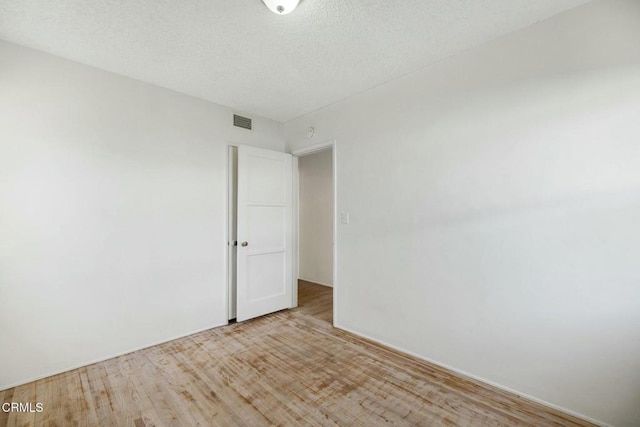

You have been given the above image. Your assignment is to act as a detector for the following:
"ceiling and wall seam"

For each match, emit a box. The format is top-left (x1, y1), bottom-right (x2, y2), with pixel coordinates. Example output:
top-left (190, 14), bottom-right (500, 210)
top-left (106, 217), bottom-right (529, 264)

top-left (0, 0), bottom-right (592, 123)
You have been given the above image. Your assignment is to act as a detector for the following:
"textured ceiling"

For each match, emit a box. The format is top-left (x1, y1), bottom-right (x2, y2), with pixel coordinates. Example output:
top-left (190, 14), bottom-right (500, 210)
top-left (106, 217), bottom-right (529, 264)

top-left (0, 0), bottom-right (591, 122)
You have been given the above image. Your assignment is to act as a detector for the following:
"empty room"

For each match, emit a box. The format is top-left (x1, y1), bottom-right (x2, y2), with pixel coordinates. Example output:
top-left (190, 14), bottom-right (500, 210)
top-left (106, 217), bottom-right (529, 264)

top-left (1, 0), bottom-right (639, 426)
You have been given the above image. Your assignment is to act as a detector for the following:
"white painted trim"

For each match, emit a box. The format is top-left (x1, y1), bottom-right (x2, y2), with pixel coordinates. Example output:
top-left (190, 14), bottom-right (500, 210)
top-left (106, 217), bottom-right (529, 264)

top-left (226, 144), bottom-right (238, 320)
top-left (291, 140), bottom-right (338, 326)
top-left (226, 145), bottom-right (232, 320)
top-left (0, 322), bottom-right (228, 391)
top-left (291, 156), bottom-right (299, 308)
top-left (291, 140), bottom-right (334, 156)
top-left (331, 141), bottom-right (338, 326)
top-left (333, 322), bottom-right (609, 427)
top-left (298, 277), bottom-right (333, 288)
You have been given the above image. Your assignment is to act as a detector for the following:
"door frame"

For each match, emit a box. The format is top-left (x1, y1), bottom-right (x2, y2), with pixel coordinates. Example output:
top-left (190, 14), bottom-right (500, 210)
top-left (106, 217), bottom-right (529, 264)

top-left (291, 140), bottom-right (338, 326)
top-left (226, 144), bottom-right (237, 322)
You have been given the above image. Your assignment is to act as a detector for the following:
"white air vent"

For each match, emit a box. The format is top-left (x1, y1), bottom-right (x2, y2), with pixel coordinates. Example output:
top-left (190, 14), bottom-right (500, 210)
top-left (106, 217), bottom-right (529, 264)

top-left (233, 114), bottom-right (252, 130)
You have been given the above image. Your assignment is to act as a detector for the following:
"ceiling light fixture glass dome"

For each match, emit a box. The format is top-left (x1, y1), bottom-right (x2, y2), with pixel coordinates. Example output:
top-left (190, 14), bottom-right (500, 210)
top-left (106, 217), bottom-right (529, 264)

top-left (262, 0), bottom-right (300, 15)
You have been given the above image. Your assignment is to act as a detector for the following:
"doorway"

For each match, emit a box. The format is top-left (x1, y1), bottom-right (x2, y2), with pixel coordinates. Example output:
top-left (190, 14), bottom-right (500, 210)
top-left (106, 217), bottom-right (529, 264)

top-left (293, 141), bottom-right (337, 325)
top-left (227, 142), bottom-right (337, 325)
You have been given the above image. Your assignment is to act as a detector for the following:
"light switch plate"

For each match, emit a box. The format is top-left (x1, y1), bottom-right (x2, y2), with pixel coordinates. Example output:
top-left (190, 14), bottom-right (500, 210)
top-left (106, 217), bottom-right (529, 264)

top-left (341, 212), bottom-right (350, 224)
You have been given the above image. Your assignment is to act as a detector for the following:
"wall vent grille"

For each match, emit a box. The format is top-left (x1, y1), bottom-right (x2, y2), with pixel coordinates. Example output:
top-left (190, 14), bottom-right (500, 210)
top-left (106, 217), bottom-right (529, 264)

top-left (233, 114), bottom-right (252, 130)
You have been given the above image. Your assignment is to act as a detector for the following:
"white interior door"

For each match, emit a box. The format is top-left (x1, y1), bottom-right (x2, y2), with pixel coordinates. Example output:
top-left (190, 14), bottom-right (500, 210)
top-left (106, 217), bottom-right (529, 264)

top-left (236, 145), bottom-right (293, 322)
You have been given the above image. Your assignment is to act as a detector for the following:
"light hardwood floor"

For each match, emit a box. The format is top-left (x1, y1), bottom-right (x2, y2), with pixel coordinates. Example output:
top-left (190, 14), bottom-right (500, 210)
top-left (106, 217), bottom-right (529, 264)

top-left (1, 281), bottom-right (593, 426)
top-left (297, 279), bottom-right (333, 324)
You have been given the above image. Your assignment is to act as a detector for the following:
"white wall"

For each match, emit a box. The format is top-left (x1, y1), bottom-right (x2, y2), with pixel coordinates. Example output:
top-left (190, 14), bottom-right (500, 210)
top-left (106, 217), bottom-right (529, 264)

top-left (0, 40), bottom-right (284, 389)
top-left (285, 1), bottom-right (640, 425)
top-left (298, 149), bottom-right (333, 286)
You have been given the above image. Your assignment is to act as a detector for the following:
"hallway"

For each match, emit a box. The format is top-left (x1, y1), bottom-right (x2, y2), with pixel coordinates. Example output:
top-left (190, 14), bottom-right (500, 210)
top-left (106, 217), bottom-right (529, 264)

top-left (297, 280), bottom-right (333, 324)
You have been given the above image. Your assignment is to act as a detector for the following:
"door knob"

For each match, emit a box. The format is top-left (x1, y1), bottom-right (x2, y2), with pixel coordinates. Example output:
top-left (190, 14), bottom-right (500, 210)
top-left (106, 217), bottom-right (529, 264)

top-left (241, 241), bottom-right (248, 247)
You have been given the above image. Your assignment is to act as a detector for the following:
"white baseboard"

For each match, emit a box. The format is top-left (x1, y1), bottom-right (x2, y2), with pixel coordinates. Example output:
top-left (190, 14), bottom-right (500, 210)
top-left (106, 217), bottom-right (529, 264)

top-left (298, 276), bottom-right (333, 287)
top-left (0, 321), bottom-right (228, 391)
top-left (333, 322), bottom-right (609, 427)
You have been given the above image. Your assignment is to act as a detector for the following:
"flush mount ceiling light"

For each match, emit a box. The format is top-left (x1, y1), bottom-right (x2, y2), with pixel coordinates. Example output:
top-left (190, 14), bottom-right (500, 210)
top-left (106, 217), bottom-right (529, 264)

top-left (262, 0), bottom-right (300, 15)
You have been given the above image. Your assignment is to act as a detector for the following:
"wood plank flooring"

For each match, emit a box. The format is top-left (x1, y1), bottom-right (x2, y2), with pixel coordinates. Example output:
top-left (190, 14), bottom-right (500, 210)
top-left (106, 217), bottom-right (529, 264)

top-left (1, 281), bottom-right (593, 426)
top-left (297, 280), bottom-right (333, 323)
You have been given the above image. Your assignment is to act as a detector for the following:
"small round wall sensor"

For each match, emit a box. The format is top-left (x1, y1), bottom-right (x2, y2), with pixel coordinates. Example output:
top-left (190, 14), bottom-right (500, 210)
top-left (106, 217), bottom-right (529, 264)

top-left (307, 127), bottom-right (315, 138)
